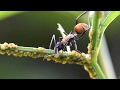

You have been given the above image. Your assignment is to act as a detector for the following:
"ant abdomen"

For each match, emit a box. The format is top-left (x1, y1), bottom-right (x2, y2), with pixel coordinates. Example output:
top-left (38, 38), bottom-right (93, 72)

top-left (74, 23), bottom-right (89, 34)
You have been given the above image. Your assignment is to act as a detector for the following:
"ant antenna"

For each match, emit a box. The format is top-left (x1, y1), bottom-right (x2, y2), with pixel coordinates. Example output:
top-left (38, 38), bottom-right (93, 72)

top-left (76, 11), bottom-right (88, 25)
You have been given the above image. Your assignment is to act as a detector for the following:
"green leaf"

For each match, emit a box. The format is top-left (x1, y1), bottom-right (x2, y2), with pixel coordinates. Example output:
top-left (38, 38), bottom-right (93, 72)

top-left (99, 11), bottom-right (120, 38)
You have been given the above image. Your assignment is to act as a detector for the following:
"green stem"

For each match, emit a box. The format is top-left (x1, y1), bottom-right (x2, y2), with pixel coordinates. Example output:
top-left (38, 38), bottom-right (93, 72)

top-left (0, 42), bottom-right (89, 65)
top-left (88, 11), bottom-right (106, 79)
top-left (91, 62), bottom-right (106, 79)
top-left (89, 12), bottom-right (101, 61)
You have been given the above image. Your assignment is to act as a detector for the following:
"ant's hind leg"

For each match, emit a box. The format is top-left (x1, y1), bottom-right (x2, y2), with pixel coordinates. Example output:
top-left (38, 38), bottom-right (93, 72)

top-left (55, 46), bottom-right (59, 54)
top-left (49, 35), bottom-right (57, 49)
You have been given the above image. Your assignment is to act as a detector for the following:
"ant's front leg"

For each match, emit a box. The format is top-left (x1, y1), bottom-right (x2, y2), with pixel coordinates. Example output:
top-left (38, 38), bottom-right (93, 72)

top-left (73, 40), bottom-right (81, 53)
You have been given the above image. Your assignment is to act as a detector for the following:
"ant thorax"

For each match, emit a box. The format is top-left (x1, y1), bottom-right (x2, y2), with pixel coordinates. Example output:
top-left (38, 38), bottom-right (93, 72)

top-left (61, 33), bottom-right (77, 45)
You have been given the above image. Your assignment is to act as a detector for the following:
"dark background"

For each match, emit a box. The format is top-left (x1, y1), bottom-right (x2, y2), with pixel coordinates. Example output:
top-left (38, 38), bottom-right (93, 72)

top-left (0, 11), bottom-right (119, 79)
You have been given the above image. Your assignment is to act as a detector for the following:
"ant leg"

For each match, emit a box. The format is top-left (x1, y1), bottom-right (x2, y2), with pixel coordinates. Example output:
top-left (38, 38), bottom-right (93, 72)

top-left (76, 27), bottom-right (90, 39)
top-left (76, 11), bottom-right (88, 25)
top-left (49, 35), bottom-right (57, 49)
top-left (55, 45), bottom-right (59, 54)
top-left (73, 40), bottom-right (78, 50)
top-left (53, 37), bottom-right (63, 54)
top-left (73, 40), bottom-right (81, 53)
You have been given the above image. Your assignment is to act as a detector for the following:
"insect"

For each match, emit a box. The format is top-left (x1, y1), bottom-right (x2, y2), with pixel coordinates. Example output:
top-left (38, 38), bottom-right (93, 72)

top-left (49, 11), bottom-right (90, 54)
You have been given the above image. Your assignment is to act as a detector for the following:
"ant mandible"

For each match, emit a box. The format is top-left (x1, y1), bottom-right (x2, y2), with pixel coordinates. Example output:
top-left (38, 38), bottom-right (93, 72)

top-left (49, 11), bottom-right (90, 54)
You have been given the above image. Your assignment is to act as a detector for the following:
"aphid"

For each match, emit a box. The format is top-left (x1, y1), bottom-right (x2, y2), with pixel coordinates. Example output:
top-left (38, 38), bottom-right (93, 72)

top-left (49, 11), bottom-right (90, 54)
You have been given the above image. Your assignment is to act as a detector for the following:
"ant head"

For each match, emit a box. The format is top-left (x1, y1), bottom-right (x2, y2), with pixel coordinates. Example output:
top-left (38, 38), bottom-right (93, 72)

top-left (74, 23), bottom-right (89, 34)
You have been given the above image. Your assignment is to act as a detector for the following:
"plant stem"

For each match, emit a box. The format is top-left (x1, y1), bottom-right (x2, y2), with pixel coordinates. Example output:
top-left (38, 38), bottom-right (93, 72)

top-left (88, 12), bottom-right (101, 62)
top-left (0, 42), bottom-right (89, 65)
top-left (88, 11), bottom-right (106, 79)
top-left (91, 61), bottom-right (106, 79)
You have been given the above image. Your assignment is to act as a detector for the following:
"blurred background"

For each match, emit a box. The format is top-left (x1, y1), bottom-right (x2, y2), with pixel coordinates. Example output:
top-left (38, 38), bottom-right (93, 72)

top-left (0, 11), bottom-right (119, 79)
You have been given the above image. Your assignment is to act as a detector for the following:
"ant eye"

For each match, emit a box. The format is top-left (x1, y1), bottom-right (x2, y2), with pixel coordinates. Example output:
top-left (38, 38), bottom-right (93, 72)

top-left (74, 23), bottom-right (89, 34)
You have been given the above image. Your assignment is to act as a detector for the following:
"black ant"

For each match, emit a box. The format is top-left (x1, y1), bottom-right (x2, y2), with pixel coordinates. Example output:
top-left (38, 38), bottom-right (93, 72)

top-left (49, 11), bottom-right (90, 54)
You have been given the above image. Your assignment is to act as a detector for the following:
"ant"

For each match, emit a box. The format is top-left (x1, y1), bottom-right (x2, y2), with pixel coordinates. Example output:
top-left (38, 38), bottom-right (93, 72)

top-left (49, 11), bottom-right (90, 54)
